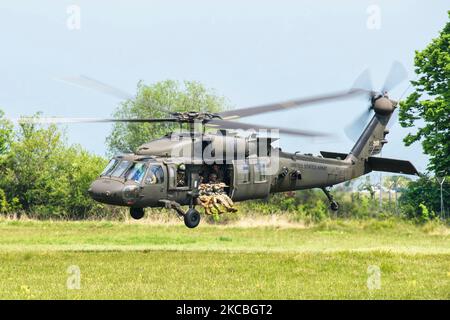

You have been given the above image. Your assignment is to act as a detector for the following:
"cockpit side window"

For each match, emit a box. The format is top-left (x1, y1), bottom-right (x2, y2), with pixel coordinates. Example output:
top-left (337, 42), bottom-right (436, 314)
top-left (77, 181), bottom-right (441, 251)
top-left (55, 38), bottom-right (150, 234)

top-left (126, 161), bottom-right (148, 183)
top-left (101, 159), bottom-right (118, 176)
top-left (145, 165), bottom-right (164, 185)
top-left (110, 160), bottom-right (131, 177)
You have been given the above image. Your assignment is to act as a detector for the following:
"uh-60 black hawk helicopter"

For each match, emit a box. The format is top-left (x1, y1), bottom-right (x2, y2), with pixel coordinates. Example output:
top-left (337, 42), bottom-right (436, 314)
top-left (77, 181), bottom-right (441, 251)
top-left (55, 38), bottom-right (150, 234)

top-left (22, 62), bottom-right (419, 228)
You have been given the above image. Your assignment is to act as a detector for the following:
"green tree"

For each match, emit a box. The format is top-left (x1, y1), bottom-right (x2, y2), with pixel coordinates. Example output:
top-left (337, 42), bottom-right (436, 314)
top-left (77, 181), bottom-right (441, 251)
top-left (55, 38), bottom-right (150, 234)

top-left (383, 175), bottom-right (411, 208)
top-left (107, 80), bottom-right (229, 154)
top-left (0, 117), bottom-right (106, 218)
top-left (399, 12), bottom-right (450, 175)
top-left (399, 175), bottom-right (449, 220)
top-left (0, 110), bottom-right (13, 156)
top-left (358, 176), bottom-right (376, 199)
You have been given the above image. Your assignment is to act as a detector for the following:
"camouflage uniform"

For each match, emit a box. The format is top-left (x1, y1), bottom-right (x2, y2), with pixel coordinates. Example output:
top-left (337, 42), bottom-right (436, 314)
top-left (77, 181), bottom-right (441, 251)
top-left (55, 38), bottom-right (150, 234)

top-left (212, 183), bottom-right (237, 213)
top-left (197, 183), bottom-right (237, 215)
top-left (198, 184), bottom-right (215, 215)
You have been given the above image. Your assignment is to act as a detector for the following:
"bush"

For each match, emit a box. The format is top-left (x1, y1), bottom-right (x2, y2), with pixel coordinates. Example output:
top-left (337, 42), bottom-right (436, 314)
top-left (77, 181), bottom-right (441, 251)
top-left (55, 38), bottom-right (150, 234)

top-left (0, 189), bottom-right (9, 213)
top-left (0, 188), bottom-right (21, 215)
top-left (0, 114), bottom-right (108, 219)
top-left (399, 175), bottom-right (448, 220)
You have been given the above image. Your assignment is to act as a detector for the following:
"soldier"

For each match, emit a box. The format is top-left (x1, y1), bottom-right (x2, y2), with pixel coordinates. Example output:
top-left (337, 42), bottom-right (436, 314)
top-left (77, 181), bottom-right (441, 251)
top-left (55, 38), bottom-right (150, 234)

top-left (197, 173), bottom-right (237, 215)
top-left (211, 164), bottom-right (224, 182)
top-left (176, 164), bottom-right (186, 187)
top-left (197, 183), bottom-right (217, 215)
top-left (212, 183), bottom-right (237, 213)
top-left (208, 172), bottom-right (218, 184)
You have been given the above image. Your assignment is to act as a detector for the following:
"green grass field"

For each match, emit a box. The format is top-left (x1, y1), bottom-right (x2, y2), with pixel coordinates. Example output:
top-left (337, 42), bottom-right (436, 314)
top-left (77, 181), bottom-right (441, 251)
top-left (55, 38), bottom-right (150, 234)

top-left (0, 218), bottom-right (449, 299)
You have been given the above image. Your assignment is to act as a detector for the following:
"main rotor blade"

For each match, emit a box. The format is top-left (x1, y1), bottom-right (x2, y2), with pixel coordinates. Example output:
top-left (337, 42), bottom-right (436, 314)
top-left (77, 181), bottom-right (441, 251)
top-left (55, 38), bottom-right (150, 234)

top-left (218, 89), bottom-right (367, 121)
top-left (381, 61), bottom-right (408, 93)
top-left (15, 117), bottom-right (178, 124)
top-left (386, 83), bottom-right (411, 130)
top-left (352, 68), bottom-right (373, 92)
top-left (344, 108), bottom-right (373, 141)
top-left (56, 75), bottom-right (134, 100)
top-left (351, 68), bottom-right (377, 99)
top-left (205, 119), bottom-right (331, 138)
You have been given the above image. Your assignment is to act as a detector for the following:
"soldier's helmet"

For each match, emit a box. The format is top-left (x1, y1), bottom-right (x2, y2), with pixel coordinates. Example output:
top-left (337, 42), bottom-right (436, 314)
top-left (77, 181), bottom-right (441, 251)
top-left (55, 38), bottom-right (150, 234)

top-left (209, 172), bottom-right (218, 183)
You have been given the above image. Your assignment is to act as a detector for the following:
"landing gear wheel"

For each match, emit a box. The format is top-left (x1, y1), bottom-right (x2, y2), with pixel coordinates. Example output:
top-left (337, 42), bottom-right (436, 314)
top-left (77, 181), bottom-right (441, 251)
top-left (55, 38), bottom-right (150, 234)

top-left (330, 201), bottom-right (339, 212)
top-left (184, 208), bottom-right (201, 228)
top-left (321, 187), bottom-right (339, 212)
top-left (130, 207), bottom-right (145, 220)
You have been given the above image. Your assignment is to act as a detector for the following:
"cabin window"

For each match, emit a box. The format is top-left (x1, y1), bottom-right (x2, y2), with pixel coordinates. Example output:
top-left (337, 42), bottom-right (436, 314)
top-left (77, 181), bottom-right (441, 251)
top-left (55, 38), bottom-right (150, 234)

top-left (145, 165), bottom-right (164, 185)
top-left (110, 160), bottom-right (131, 177)
top-left (168, 166), bottom-right (176, 188)
top-left (236, 162), bottom-right (250, 184)
top-left (101, 159), bottom-right (118, 176)
top-left (126, 162), bottom-right (148, 183)
top-left (254, 161), bottom-right (267, 182)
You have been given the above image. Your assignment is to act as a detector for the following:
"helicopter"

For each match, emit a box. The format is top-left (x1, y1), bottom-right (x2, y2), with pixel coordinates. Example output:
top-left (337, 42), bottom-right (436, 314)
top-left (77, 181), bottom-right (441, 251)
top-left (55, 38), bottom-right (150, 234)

top-left (19, 62), bottom-right (419, 228)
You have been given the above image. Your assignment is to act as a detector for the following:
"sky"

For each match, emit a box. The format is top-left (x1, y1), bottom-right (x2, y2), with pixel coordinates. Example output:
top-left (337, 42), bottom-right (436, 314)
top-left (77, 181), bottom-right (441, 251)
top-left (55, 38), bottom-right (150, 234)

top-left (0, 0), bottom-right (448, 173)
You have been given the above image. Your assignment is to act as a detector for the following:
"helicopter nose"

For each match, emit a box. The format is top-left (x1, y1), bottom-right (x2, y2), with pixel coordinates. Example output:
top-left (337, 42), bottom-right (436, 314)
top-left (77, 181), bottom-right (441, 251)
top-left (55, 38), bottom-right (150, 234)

top-left (88, 178), bottom-right (125, 205)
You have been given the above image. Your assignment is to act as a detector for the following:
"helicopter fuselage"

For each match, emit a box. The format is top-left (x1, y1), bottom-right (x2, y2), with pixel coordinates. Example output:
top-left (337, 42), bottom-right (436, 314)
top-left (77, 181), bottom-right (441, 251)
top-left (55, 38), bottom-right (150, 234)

top-left (87, 131), bottom-right (358, 208)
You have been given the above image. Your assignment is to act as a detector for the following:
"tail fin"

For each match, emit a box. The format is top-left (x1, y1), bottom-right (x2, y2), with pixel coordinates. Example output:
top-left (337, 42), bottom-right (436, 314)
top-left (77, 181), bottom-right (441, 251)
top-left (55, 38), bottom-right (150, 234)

top-left (321, 151), bottom-right (419, 176)
top-left (345, 113), bottom-right (391, 163)
top-left (342, 111), bottom-right (420, 178)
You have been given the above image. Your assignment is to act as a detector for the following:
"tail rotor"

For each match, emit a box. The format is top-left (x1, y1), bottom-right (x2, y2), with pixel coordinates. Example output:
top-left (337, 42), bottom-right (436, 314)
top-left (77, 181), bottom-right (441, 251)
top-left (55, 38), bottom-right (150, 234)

top-left (344, 61), bottom-right (408, 141)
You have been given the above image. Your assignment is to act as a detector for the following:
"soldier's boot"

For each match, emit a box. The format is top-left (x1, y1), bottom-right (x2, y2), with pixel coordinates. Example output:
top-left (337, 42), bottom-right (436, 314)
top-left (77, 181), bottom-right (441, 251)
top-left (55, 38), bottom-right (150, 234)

top-left (217, 195), bottom-right (238, 212)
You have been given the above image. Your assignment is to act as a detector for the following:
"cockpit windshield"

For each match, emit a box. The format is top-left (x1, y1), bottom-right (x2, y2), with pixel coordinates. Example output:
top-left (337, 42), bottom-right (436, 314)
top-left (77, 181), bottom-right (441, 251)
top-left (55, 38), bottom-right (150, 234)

top-left (126, 162), bottom-right (148, 183)
top-left (101, 159), bottom-right (119, 176)
top-left (110, 160), bottom-right (132, 177)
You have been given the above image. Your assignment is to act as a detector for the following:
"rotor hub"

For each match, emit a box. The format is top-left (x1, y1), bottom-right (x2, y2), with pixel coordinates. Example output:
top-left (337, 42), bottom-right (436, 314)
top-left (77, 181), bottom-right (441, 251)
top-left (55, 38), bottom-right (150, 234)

top-left (372, 96), bottom-right (396, 115)
top-left (169, 111), bottom-right (221, 122)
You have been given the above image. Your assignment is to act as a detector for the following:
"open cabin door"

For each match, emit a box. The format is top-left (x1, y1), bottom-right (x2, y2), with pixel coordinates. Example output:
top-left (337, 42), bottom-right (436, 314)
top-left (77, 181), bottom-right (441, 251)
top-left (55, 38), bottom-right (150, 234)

top-left (165, 162), bottom-right (201, 206)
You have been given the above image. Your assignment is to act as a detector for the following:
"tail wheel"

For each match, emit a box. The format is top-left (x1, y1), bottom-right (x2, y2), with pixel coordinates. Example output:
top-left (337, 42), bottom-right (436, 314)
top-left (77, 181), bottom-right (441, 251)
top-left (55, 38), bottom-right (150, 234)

top-left (330, 201), bottom-right (339, 212)
top-left (130, 207), bottom-right (145, 220)
top-left (184, 208), bottom-right (201, 228)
